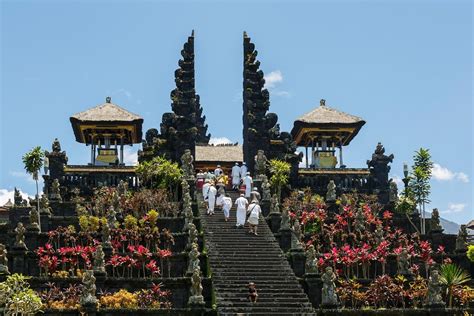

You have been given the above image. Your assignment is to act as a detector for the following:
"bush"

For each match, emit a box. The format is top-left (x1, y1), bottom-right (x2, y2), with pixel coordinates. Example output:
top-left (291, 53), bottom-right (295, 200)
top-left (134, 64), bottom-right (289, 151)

top-left (0, 274), bottom-right (43, 315)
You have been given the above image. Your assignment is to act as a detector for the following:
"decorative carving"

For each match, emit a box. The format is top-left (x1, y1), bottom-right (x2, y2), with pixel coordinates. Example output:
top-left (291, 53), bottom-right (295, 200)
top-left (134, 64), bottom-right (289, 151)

top-left (389, 180), bottom-right (398, 203)
top-left (291, 218), bottom-right (303, 250)
top-left (14, 223), bottom-right (27, 249)
top-left (188, 267), bottom-right (204, 305)
top-left (270, 194), bottom-right (280, 214)
top-left (93, 244), bottom-right (106, 274)
top-left (430, 208), bottom-right (443, 233)
top-left (14, 188), bottom-right (23, 206)
top-left (106, 206), bottom-right (117, 229)
top-left (367, 142), bottom-right (394, 204)
top-left (0, 244), bottom-right (9, 274)
top-left (80, 270), bottom-right (97, 308)
top-left (326, 180), bottom-right (336, 202)
top-left (424, 269), bottom-right (445, 307)
top-left (374, 223), bottom-right (384, 244)
top-left (182, 179), bottom-right (193, 231)
top-left (181, 149), bottom-right (195, 179)
top-left (28, 208), bottom-right (40, 230)
top-left (188, 223), bottom-right (198, 248)
top-left (117, 180), bottom-right (128, 196)
top-left (280, 206), bottom-right (290, 230)
top-left (49, 179), bottom-right (62, 201)
top-left (305, 245), bottom-right (318, 274)
top-left (39, 195), bottom-right (52, 215)
top-left (455, 225), bottom-right (468, 252)
top-left (321, 267), bottom-right (338, 306)
top-left (354, 207), bottom-right (365, 235)
top-left (261, 175), bottom-right (271, 201)
top-left (397, 249), bottom-right (412, 276)
top-left (254, 149), bottom-right (268, 178)
top-left (52, 138), bottom-right (62, 153)
top-left (187, 242), bottom-right (200, 275)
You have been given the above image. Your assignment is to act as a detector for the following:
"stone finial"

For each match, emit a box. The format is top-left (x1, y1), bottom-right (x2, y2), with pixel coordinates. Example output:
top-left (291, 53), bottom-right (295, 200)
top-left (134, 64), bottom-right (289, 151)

top-left (106, 96), bottom-right (111, 103)
top-left (52, 138), bottom-right (61, 153)
top-left (430, 208), bottom-right (443, 232)
top-left (188, 267), bottom-right (204, 305)
top-left (320, 99), bottom-right (326, 106)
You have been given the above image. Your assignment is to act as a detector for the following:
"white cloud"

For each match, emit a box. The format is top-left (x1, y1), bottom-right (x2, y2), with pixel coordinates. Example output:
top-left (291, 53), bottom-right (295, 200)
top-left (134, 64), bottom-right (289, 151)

top-left (10, 171), bottom-right (35, 183)
top-left (441, 203), bottom-right (466, 214)
top-left (0, 189), bottom-right (32, 206)
top-left (123, 147), bottom-right (138, 166)
top-left (391, 175), bottom-right (404, 187)
top-left (209, 137), bottom-right (233, 145)
top-left (432, 163), bottom-right (469, 183)
top-left (264, 70), bottom-right (290, 98)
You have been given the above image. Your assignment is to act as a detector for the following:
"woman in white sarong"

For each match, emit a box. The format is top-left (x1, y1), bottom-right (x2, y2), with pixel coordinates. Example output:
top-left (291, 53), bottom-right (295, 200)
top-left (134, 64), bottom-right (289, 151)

top-left (235, 193), bottom-right (249, 227)
top-left (222, 194), bottom-right (232, 222)
top-left (207, 184), bottom-right (217, 215)
top-left (247, 200), bottom-right (262, 235)
top-left (231, 163), bottom-right (241, 190)
top-left (243, 172), bottom-right (253, 198)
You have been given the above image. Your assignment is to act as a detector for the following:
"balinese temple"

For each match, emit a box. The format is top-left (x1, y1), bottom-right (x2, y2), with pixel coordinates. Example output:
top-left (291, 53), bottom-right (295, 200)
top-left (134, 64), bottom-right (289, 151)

top-left (70, 97), bottom-right (143, 166)
top-left (291, 99), bottom-right (365, 169)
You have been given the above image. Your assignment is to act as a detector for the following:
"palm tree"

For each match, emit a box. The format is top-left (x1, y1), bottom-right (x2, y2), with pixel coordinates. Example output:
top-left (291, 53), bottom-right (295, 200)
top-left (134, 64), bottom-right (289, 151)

top-left (439, 263), bottom-right (471, 307)
top-left (409, 148), bottom-right (432, 234)
top-left (22, 146), bottom-right (44, 231)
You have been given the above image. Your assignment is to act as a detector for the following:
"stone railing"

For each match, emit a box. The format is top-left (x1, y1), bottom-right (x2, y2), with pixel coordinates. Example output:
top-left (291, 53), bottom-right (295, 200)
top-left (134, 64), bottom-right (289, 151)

top-left (296, 168), bottom-right (372, 195)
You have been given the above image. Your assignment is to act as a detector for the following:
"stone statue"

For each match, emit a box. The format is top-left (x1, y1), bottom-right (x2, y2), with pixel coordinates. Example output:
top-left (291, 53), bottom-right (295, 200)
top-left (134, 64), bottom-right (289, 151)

top-left (50, 179), bottom-right (62, 201)
top-left (374, 223), bottom-right (384, 244)
top-left (101, 223), bottom-right (112, 249)
top-left (430, 208), bottom-right (443, 232)
top-left (187, 242), bottom-right (200, 275)
top-left (321, 267), bottom-right (338, 306)
top-left (270, 194), bottom-right (280, 214)
top-left (14, 187), bottom-right (23, 206)
top-left (14, 223), bottom-right (27, 249)
top-left (424, 269), bottom-right (445, 307)
top-left (326, 180), bottom-right (336, 202)
top-left (455, 225), bottom-right (468, 252)
top-left (261, 175), bottom-right (271, 201)
top-left (52, 138), bottom-right (62, 153)
top-left (254, 149), bottom-right (268, 178)
top-left (0, 243), bottom-right (9, 274)
top-left (305, 245), bottom-right (318, 274)
top-left (280, 206), bottom-right (290, 230)
top-left (181, 149), bottom-right (195, 179)
top-left (397, 249), bottom-right (412, 275)
top-left (80, 270), bottom-right (97, 308)
top-left (117, 180), bottom-right (128, 196)
top-left (39, 195), bottom-right (52, 215)
top-left (28, 208), bottom-right (40, 230)
top-left (188, 223), bottom-right (198, 248)
top-left (389, 180), bottom-right (398, 203)
top-left (182, 180), bottom-right (193, 231)
top-left (367, 142), bottom-right (394, 201)
top-left (106, 206), bottom-right (117, 229)
top-left (93, 244), bottom-right (106, 274)
top-left (188, 267), bottom-right (204, 305)
top-left (291, 219), bottom-right (303, 250)
top-left (354, 207), bottom-right (365, 234)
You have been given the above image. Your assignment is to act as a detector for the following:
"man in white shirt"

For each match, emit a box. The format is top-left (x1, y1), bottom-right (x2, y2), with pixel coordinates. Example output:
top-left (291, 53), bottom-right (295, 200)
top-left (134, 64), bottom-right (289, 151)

top-left (222, 194), bottom-right (232, 222)
top-left (243, 172), bottom-right (253, 198)
top-left (231, 162), bottom-right (241, 190)
top-left (207, 183), bottom-right (217, 215)
top-left (240, 162), bottom-right (248, 179)
top-left (235, 193), bottom-right (249, 227)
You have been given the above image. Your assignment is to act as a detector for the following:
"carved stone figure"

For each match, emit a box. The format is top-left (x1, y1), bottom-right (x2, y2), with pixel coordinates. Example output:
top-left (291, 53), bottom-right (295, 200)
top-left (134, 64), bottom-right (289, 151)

top-left (389, 180), bottom-right (398, 203)
top-left (52, 138), bottom-right (62, 153)
top-left (374, 223), bottom-right (384, 244)
top-left (0, 244), bottom-right (9, 274)
top-left (101, 223), bottom-right (112, 249)
top-left (354, 208), bottom-right (365, 234)
top-left (326, 180), bottom-right (336, 202)
top-left (106, 206), bottom-right (117, 229)
top-left (270, 194), bottom-right (280, 214)
top-left (188, 267), bottom-right (204, 305)
top-left (424, 269), bottom-right (445, 307)
top-left (93, 244), bottom-right (106, 274)
top-left (321, 267), bottom-right (338, 306)
top-left (14, 223), bottom-right (27, 249)
top-left (397, 249), bottom-right (412, 275)
top-left (455, 225), bottom-right (468, 252)
top-left (117, 180), bottom-right (128, 195)
top-left (49, 179), bottom-right (62, 201)
top-left (187, 242), bottom-right (200, 275)
top-left (14, 187), bottom-right (23, 206)
top-left (80, 270), bottom-right (97, 308)
top-left (254, 150), bottom-right (268, 178)
top-left (367, 142), bottom-right (394, 203)
top-left (280, 206), bottom-right (290, 230)
top-left (188, 223), bottom-right (198, 248)
top-left (39, 195), bottom-right (52, 215)
top-left (291, 219), bottom-right (303, 250)
top-left (28, 208), bottom-right (40, 230)
top-left (261, 176), bottom-right (271, 201)
top-left (305, 245), bottom-right (318, 274)
top-left (430, 208), bottom-right (443, 233)
top-left (181, 149), bottom-right (195, 179)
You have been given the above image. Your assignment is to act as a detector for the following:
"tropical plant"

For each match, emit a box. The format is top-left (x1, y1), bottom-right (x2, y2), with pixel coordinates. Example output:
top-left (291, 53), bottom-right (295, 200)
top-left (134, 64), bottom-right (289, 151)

top-left (0, 273), bottom-right (43, 315)
top-left (268, 159), bottom-right (291, 200)
top-left (467, 245), bottom-right (474, 263)
top-left (22, 146), bottom-right (44, 231)
top-left (136, 157), bottom-right (183, 199)
top-left (439, 263), bottom-right (472, 307)
top-left (408, 148), bottom-right (432, 234)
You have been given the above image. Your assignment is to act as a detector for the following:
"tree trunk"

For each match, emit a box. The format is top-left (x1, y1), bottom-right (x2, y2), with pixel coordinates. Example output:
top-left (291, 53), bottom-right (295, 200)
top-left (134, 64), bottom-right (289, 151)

top-left (36, 179), bottom-right (41, 232)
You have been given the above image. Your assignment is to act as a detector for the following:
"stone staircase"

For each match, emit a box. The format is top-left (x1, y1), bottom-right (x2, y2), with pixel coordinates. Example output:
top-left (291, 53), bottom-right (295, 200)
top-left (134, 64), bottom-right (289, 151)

top-left (201, 190), bottom-right (316, 316)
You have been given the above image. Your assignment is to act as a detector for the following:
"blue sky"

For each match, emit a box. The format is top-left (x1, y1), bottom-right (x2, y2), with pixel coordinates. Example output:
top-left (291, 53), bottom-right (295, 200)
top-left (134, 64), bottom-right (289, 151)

top-left (1, 0), bottom-right (472, 225)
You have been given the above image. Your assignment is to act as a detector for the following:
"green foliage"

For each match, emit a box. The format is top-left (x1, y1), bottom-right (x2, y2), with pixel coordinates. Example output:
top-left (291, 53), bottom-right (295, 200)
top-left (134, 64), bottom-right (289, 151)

top-left (136, 157), bottom-right (183, 194)
top-left (467, 245), bottom-right (474, 263)
top-left (0, 274), bottom-right (42, 315)
top-left (22, 146), bottom-right (44, 181)
top-left (408, 148), bottom-right (433, 204)
top-left (124, 214), bottom-right (138, 229)
top-left (440, 263), bottom-right (472, 307)
top-left (78, 215), bottom-right (106, 233)
top-left (395, 195), bottom-right (417, 215)
top-left (268, 159), bottom-right (291, 198)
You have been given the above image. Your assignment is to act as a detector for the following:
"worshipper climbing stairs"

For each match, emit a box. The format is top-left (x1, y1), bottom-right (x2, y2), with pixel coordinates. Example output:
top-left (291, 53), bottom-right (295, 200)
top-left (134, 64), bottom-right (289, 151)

top-left (199, 189), bottom-right (316, 316)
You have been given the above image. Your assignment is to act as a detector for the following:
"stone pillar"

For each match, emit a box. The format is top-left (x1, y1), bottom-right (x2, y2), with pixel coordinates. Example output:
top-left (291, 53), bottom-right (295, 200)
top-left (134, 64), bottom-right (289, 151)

top-left (304, 274), bottom-right (322, 308)
top-left (266, 213), bottom-right (281, 233)
top-left (11, 247), bottom-right (27, 274)
top-left (289, 248), bottom-right (306, 277)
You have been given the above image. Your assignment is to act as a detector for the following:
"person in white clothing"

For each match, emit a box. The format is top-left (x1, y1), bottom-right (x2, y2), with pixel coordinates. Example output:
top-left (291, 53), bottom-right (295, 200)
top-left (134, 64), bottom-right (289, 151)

top-left (247, 200), bottom-right (262, 235)
top-left (240, 162), bottom-right (248, 179)
top-left (222, 194), bottom-right (232, 222)
top-left (214, 165), bottom-right (223, 177)
top-left (202, 179), bottom-right (211, 200)
top-left (243, 172), bottom-right (253, 198)
top-left (250, 189), bottom-right (261, 203)
top-left (231, 162), bottom-right (241, 190)
top-left (235, 193), bottom-right (249, 227)
top-left (207, 184), bottom-right (217, 215)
